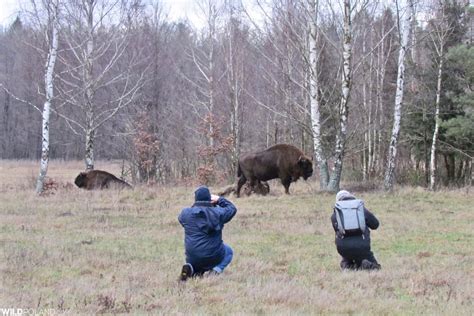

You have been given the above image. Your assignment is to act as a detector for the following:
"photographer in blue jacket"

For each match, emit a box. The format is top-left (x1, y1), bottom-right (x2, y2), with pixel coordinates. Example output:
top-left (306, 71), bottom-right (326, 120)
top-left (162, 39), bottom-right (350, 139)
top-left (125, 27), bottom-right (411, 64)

top-left (178, 186), bottom-right (237, 281)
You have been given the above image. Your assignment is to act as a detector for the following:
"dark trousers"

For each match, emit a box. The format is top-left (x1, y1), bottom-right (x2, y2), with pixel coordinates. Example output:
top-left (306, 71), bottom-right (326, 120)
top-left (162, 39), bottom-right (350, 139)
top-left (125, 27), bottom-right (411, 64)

top-left (337, 244), bottom-right (379, 270)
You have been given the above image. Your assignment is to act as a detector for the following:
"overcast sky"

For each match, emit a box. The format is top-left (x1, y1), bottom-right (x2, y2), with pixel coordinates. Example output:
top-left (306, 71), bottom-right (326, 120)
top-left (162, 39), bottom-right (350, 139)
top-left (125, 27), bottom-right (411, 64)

top-left (0, 0), bottom-right (21, 26)
top-left (0, 0), bottom-right (262, 28)
top-left (0, 0), bottom-right (218, 28)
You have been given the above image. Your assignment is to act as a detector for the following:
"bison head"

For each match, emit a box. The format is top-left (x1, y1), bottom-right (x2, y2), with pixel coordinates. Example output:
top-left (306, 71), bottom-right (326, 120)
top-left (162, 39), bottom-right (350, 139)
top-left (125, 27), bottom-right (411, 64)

top-left (74, 172), bottom-right (87, 188)
top-left (298, 156), bottom-right (313, 180)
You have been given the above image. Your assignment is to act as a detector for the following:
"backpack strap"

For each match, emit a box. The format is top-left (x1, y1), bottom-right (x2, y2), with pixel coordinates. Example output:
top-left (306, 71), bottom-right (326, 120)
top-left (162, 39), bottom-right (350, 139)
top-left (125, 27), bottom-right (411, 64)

top-left (356, 201), bottom-right (366, 234)
top-left (334, 207), bottom-right (345, 238)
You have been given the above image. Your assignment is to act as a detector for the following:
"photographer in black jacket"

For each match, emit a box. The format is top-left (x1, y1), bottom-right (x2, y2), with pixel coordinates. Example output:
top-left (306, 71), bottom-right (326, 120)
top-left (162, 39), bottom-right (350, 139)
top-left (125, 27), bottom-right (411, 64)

top-left (331, 190), bottom-right (381, 270)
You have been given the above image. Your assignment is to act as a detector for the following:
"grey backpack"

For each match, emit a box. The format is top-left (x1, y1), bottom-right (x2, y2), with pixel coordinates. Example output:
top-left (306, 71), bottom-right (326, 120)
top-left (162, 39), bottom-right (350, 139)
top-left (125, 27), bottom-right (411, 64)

top-left (334, 199), bottom-right (366, 237)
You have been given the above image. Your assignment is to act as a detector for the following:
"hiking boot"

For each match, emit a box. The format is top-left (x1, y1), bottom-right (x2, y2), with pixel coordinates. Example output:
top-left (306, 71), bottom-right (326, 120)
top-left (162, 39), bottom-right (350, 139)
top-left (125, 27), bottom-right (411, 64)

top-left (180, 263), bottom-right (194, 281)
top-left (361, 259), bottom-right (381, 270)
top-left (340, 260), bottom-right (356, 270)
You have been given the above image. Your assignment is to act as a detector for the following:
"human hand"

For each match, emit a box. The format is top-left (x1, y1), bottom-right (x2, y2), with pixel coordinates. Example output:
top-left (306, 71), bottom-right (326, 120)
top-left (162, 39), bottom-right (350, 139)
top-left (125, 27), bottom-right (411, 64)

top-left (210, 194), bottom-right (220, 204)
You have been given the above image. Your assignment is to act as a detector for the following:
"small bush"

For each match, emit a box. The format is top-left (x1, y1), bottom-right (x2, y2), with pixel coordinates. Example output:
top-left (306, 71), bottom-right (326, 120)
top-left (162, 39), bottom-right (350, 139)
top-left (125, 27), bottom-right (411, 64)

top-left (397, 168), bottom-right (427, 187)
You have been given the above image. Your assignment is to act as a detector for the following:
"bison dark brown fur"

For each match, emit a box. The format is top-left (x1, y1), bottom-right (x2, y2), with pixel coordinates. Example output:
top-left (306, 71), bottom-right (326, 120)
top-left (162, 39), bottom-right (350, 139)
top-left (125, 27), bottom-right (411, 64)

top-left (236, 144), bottom-right (313, 197)
top-left (74, 170), bottom-right (132, 190)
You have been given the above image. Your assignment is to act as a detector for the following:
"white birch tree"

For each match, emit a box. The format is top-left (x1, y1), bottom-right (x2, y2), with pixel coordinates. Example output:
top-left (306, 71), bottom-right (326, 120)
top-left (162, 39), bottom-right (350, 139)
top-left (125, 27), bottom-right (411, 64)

top-left (308, 0), bottom-right (330, 188)
top-left (224, 2), bottom-right (245, 176)
top-left (428, 3), bottom-right (454, 191)
top-left (55, 0), bottom-right (146, 170)
top-left (327, 0), bottom-right (353, 192)
top-left (35, 0), bottom-right (60, 194)
top-left (429, 41), bottom-right (444, 191)
top-left (2, 0), bottom-right (62, 192)
top-left (383, 0), bottom-right (414, 191)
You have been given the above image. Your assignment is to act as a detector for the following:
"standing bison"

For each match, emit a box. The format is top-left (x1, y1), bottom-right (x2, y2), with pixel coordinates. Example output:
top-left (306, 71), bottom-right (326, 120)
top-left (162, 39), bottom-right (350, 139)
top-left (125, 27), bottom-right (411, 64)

top-left (236, 144), bottom-right (313, 197)
top-left (74, 170), bottom-right (132, 190)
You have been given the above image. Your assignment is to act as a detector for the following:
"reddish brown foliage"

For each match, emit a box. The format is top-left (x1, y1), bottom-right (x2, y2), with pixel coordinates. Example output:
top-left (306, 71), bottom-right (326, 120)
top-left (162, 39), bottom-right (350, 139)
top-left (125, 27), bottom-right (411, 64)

top-left (40, 177), bottom-right (58, 196)
top-left (197, 114), bottom-right (234, 185)
top-left (133, 112), bottom-right (160, 184)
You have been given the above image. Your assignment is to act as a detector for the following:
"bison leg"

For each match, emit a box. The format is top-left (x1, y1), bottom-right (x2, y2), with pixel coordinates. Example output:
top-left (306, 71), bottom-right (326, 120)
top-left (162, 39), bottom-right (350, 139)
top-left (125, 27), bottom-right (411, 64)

top-left (101, 179), bottom-right (110, 189)
top-left (281, 177), bottom-right (291, 194)
top-left (236, 176), bottom-right (247, 197)
top-left (249, 178), bottom-right (257, 187)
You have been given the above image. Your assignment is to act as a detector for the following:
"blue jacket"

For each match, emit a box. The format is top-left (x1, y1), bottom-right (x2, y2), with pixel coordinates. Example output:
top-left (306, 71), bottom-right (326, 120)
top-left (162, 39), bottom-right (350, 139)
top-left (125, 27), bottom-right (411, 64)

top-left (178, 197), bottom-right (237, 270)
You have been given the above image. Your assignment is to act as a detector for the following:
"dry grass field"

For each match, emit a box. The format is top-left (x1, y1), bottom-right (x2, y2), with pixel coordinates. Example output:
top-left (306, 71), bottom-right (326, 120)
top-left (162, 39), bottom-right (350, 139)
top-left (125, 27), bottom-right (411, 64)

top-left (0, 160), bottom-right (473, 314)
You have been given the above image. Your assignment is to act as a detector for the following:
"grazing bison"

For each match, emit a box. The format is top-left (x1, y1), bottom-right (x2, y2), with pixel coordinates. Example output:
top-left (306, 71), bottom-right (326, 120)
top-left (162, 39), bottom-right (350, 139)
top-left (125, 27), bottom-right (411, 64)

top-left (237, 144), bottom-right (313, 197)
top-left (74, 170), bottom-right (132, 190)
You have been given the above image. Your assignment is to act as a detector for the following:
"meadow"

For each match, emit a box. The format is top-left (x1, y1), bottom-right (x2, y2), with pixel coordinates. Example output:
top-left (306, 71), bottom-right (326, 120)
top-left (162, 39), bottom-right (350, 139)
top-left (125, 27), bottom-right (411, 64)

top-left (0, 160), bottom-right (472, 314)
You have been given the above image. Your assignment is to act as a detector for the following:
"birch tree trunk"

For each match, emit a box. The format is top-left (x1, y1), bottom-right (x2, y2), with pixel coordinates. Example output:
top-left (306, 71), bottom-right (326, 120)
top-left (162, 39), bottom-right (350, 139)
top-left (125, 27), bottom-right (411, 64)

top-left (266, 114), bottom-right (270, 148)
top-left (85, 117), bottom-right (95, 170)
top-left (367, 27), bottom-right (375, 179)
top-left (208, 47), bottom-right (215, 148)
top-left (367, 50), bottom-right (374, 179)
top-left (36, 0), bottom-right (59, 194)
top-left (84, 0), bottom-right (95, 170)
top-left (225, 6), bottom-right (242, 177)
top-left (362, 25), bottom-right (368, 182)
top-left (229, 72), bottom-right (240, 174)
top-left (429, 54), bottom-right (443, 191)
top-left (207, 1), bottom-right (216, 148)
top-left (308, 0), bottom-right (329, 188)
top-left (383, 0), bottom-right (413, 191)
top-left (427, 1), bottom-right (457, 190)
top-left (230, 78), bottom-right (240, 172)
top-left (327, 0), bottom-right (352, 192)
top-left (373, 23), bottom-right (392, 176)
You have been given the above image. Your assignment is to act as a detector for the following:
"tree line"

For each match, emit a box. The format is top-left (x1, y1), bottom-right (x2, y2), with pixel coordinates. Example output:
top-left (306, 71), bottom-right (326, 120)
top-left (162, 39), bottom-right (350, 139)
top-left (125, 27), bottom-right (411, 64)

top-left (0, 0), bottom-right (472, 193)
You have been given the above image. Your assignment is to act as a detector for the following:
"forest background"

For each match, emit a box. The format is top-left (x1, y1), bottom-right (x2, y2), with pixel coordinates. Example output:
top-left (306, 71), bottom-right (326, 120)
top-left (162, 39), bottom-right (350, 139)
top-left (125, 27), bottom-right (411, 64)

top-left (0, 0), bottom-right (472, 192)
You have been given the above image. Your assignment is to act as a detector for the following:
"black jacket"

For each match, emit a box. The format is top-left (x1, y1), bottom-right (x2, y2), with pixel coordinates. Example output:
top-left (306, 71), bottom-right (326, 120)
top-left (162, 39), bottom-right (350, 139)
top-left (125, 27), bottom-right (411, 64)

top-left (330, 197), bottom-right (379, 250)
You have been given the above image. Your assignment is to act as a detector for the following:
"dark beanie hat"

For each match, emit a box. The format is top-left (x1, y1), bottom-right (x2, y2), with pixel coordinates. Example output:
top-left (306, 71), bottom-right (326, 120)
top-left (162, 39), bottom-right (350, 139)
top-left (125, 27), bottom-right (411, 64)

top-left (195, 185), bottom-right (211, 202)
